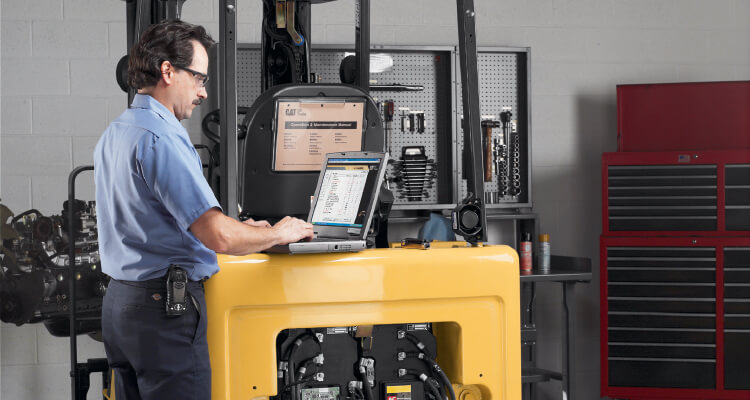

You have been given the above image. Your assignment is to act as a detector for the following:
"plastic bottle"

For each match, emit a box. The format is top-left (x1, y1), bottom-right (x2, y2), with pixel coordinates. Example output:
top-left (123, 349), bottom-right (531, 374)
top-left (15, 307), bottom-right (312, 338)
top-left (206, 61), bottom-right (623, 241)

top-left (519, 233), bottom-right (533, 273)
top-left (538, 234), bottom-right (550, 273)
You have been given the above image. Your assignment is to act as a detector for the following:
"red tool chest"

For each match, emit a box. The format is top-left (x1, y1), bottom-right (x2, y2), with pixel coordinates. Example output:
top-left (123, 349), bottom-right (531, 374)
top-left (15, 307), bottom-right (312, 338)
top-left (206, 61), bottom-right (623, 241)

top-left (617, 81), bottom-right (750, 152)
top-left (603, 80), bottom-right (750, 399)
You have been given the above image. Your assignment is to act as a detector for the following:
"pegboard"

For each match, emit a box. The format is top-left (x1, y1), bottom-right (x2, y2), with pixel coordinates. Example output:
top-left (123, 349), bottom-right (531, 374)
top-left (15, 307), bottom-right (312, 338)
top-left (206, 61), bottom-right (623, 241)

top-left (312, 50), bottom-right (448, 205)
top-left (236, 48), bottom-right (263, 108)
top-left (234, 46), bottom-right (453, 206)
top-left (228, 45), bottom-right (530, 208)
top-left (456, 49), bottom-right (530, 208)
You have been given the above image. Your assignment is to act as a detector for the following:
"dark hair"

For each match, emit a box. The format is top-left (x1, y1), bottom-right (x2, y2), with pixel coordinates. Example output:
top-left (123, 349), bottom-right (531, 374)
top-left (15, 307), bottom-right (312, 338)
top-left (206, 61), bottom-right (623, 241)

top-left (128, 20), bottom-right (215, 90)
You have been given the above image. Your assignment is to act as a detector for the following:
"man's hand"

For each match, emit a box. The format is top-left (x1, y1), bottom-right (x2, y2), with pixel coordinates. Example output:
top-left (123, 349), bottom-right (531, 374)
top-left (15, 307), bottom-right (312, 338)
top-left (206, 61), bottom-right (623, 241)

top-left (272, 216), bottom-right (314, 245)
top-left (242, 218), bottom-right (271, 228)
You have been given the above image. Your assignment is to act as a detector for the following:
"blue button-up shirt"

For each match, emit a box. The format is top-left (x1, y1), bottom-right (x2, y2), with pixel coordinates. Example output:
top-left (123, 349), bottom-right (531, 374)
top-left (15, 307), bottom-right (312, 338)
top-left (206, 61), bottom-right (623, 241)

top-left (94, 94), bottom-right (220, 281)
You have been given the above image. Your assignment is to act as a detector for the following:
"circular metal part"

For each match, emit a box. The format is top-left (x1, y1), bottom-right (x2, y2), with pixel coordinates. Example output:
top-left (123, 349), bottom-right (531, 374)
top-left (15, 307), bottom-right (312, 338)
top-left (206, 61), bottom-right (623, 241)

top-left (115, 55), bottom-right (130, 92)
top-left (461, 209), bottom-right (479, 230)
top-left (33, 217), bottom-right (55, 242)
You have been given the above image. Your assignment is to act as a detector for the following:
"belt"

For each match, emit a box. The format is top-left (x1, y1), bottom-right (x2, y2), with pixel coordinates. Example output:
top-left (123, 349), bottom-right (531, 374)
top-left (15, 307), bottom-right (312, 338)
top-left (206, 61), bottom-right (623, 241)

top-left (115, 273), bottom-right (208, 289)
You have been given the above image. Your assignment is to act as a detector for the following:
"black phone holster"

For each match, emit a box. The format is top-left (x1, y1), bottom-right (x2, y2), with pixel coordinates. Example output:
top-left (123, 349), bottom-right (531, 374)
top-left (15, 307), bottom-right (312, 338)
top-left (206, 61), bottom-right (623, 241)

top-left (166, 265), bottom-right (188, 316)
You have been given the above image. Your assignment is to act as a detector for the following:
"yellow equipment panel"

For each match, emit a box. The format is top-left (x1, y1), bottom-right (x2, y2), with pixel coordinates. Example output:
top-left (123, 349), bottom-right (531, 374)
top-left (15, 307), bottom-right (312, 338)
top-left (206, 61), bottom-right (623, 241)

top-left (206, 245), bottom-right (521, 400)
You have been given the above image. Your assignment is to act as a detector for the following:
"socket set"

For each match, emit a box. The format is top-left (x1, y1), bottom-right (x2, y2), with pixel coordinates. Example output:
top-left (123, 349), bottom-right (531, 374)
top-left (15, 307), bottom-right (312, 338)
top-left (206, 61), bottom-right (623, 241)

top-left (482, 108), bottom-right (521, 204)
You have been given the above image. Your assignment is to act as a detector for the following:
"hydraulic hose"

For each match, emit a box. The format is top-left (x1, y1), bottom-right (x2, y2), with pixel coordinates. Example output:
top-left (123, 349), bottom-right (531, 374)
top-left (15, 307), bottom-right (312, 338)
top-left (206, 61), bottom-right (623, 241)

top-left (402, 352), bottom-right (456, 400)
top-left (401, 369), bottom-right (442, 400)
top-left (358, 365), bottom-right (374, 400)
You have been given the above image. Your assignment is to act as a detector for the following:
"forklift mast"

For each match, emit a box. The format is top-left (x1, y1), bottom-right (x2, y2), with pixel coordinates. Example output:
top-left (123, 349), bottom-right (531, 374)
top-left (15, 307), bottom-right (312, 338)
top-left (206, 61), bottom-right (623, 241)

top-left (223, 0), bottom-right (487, 243)
top-left (452, 0), bottom-right (487, 244)
top-left (118, 0), bottom-right (486, 243)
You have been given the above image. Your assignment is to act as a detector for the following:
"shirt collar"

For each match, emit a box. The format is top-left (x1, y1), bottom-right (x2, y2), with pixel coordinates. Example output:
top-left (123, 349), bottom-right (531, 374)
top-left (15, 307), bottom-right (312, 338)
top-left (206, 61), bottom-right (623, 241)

top-left (130, 94), bottom-right (183, 129)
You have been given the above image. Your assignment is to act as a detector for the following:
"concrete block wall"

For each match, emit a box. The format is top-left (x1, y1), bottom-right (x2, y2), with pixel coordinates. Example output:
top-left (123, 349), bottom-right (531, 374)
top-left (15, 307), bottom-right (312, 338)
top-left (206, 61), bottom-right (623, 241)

top-left (1, 0), bottom-right (748, 399)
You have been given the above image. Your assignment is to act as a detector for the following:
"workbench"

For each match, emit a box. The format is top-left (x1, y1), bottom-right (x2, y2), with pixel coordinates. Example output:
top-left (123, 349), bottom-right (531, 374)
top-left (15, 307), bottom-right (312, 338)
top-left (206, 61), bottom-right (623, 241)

top-left (520, 255), bottom-right (592, 400)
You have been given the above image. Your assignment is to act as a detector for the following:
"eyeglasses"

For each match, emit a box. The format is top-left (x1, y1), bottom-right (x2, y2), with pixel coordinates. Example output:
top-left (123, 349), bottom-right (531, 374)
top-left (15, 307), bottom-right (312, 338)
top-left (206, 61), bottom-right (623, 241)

top-left (174, 65), bottom-right (209, 88)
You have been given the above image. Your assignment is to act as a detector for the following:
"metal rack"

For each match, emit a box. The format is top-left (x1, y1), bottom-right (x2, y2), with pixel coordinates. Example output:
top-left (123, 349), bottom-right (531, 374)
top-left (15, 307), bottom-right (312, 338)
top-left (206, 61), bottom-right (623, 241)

top-left (456, 47), bottom-right (532, 209)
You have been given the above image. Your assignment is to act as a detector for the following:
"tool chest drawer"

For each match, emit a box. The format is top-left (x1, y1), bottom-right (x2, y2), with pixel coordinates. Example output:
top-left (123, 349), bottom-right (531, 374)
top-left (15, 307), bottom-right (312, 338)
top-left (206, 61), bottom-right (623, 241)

top-left (601, 237), bottom-right (750, 399)
top-left (602, 150), bottom-right (750, 236)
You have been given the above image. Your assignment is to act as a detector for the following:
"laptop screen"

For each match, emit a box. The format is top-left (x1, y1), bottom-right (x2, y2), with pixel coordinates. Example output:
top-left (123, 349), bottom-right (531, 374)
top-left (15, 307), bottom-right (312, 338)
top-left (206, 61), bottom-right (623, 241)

top-left (273, 99), bottom-right (365, 172)
top-left (310, 155), bottom-right (385, 236)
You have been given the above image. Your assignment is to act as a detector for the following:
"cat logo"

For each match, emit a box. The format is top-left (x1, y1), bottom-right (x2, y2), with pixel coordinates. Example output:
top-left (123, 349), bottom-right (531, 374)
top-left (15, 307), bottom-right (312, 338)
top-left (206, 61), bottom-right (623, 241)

top-left (285, 108), bottom-right (296, 116)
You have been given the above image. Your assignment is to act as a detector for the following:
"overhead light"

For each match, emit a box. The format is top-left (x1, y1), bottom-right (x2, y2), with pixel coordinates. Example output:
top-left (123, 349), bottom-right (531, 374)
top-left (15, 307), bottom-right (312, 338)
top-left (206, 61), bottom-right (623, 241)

top-left (343, 52), bottom-right (394, 73)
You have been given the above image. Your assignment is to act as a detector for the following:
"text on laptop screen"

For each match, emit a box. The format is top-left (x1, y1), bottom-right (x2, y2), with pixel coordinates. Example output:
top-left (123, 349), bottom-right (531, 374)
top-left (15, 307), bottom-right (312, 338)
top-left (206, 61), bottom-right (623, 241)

top-left (273, 100), bottom-right (365, 171)
top-left (311, 158), bottom-right (382, 228)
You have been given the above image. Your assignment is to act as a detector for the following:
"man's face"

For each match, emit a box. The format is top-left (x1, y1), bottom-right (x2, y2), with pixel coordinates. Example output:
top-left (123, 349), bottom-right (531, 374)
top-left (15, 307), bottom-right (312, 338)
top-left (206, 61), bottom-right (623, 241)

top-left (172, 40), bottom-right (209, 121)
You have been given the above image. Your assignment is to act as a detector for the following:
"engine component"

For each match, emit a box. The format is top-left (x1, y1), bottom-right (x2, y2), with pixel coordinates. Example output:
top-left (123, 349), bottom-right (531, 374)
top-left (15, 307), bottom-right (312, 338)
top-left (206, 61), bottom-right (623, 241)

top-left (300, 386), bottom-right (340, 400)
top-left (273, 324), bottom-right (442, 400)
top-left (262, 0), bottom-right (312, 89)
top-left (0, 201), bottom-right (108, 337)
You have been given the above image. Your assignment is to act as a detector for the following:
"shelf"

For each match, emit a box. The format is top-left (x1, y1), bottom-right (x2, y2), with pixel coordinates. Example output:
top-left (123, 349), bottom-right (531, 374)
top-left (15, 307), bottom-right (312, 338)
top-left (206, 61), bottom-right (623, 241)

top-left (522, 367), bottom-right (562, 383)
top-left (520, 256), bottom-right (592, 283)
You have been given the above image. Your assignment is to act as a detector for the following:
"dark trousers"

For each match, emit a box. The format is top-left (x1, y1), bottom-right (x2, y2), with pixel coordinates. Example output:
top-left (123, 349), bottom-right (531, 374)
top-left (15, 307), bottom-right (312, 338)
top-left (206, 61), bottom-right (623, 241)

top-left (102, 278), bottom-right (211, 400)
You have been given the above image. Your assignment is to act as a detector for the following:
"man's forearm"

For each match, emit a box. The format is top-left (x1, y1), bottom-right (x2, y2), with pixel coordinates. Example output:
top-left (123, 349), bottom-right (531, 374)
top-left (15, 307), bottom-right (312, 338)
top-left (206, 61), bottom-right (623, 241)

top-left (190, 208), bottom-right (280, 255)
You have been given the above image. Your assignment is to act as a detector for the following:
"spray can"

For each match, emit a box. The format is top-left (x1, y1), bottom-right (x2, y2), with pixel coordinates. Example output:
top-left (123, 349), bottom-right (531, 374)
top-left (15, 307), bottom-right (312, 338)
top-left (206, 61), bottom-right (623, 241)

top-left (538, 234), bottom-right (550, 273)
top-left (519, 233), bottom-right (533, 273)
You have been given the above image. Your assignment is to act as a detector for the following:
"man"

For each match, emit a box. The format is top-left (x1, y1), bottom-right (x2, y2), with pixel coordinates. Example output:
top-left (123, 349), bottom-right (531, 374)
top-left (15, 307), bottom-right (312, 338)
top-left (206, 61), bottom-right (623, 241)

top-left (94, 20), bottom-right (313, 399)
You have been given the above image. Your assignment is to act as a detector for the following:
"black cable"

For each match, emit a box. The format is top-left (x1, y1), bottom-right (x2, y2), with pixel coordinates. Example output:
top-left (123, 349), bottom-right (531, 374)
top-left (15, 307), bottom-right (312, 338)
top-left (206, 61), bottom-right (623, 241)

top-left (412, 354), bottom-right (456, 400)
top-left (295, 354), bottom-right (322, 381)
top-left (282, 331), bottom-right (321, 390)
top-left (201, 108), bottom-right (252, 144)
top-left (404, 332), bottom-right (434, 359)
top-left (429, 377), bottom-right (447, 400)
top-left (282, 333), bottom-right (307, 387)
top-left (284, 331), bottom-right (321, 361)
top-left (281, 374), bottom-right (315, 393)
top-left (434, 367), bottom-right (455, 400)
top-left (402, 369), bottom-right (442, 400)
top-left (358, 365), bottom-right (374, 400)
top-left (201, 110), bottom-right (221, 144)
top-left (193, 145), bottom-right (217, 183)
top-left (37, 246), bottom-right (59, 270)
top-left (11, 209), bottom-right (42, 224)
